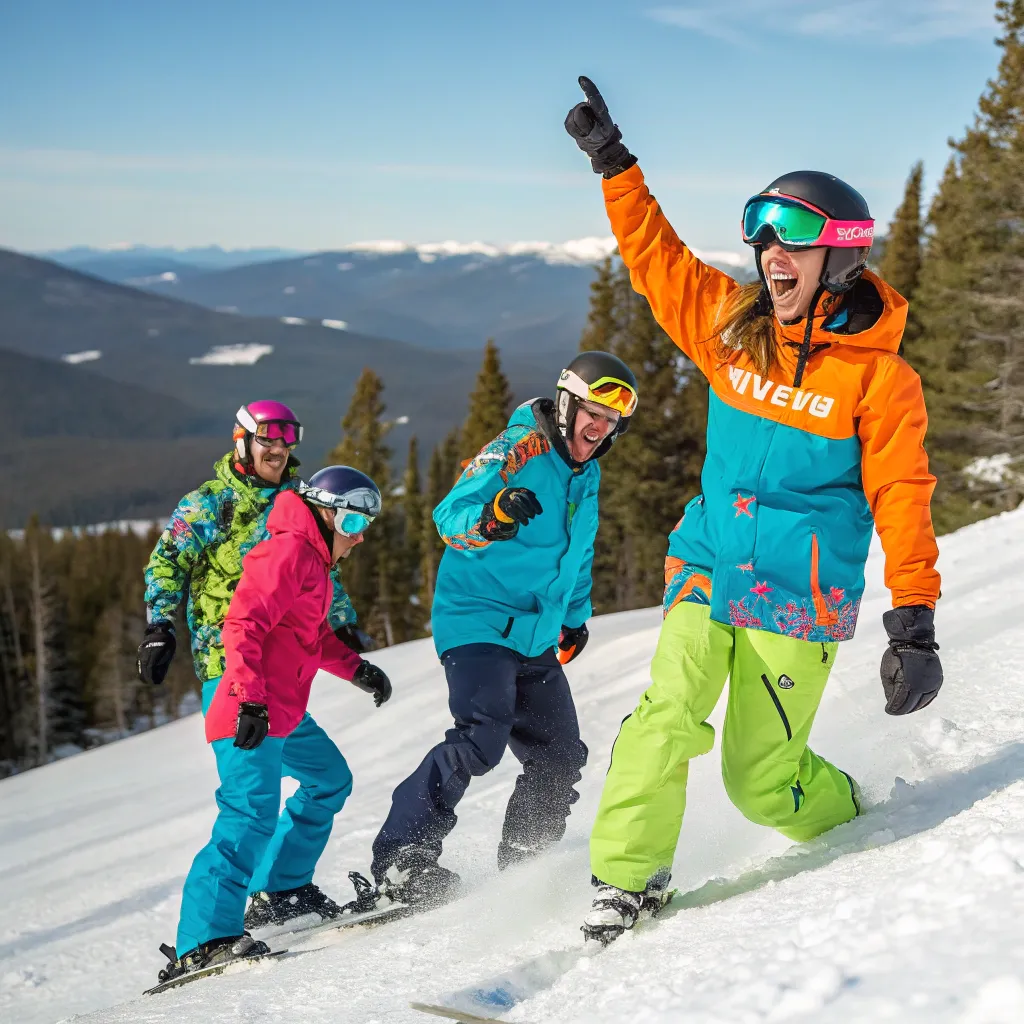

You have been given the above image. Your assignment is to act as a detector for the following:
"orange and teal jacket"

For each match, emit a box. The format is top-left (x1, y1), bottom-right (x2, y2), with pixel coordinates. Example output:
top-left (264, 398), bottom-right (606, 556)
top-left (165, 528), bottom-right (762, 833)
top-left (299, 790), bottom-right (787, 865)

top-left (604, 164), bottom-right (940, 642)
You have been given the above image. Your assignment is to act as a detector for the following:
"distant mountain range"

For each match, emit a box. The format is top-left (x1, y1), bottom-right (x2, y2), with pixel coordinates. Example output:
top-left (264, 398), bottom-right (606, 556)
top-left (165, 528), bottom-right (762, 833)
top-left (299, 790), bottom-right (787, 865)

top-left (5, 239), bottom-right (755, 526)
top-left (43, 241), bottom-right (755, 353)
top-left (0, 249), bottom-right (572, 527)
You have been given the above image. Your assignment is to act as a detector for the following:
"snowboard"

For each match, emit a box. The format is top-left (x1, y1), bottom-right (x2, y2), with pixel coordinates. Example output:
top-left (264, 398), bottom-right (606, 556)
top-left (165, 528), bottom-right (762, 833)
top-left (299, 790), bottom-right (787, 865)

top-left (410, 1001), bottom-right (533, 1023)
top-left (265, 900), bottom-right (412, 946)
top-left (143, 948), bottom-right (317, 995)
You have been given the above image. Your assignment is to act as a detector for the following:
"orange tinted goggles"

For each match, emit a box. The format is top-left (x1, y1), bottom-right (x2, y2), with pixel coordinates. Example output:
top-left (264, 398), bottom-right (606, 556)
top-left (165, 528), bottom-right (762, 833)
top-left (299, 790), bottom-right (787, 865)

top-left (589, 380), bottom-right (638, 417)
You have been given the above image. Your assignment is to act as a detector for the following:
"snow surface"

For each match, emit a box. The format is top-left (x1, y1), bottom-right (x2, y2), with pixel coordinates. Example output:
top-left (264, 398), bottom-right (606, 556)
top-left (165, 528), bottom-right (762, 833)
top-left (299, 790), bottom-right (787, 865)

top-left (188, 344), bottom-right (274, 366)
top-left (963, 453), bottom-right (1022, 488)
top-left (60, 350), bottom-right (102, 364)
top-left (3, 509), bottom-right (1024, 1023)
top-left (127, 272), bottom-right (179, 286)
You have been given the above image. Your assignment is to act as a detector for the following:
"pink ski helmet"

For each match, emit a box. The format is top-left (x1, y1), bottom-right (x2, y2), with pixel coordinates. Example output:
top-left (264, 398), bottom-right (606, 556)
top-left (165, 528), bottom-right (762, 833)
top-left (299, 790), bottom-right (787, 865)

top-left (233, 400), bottom-right (303, 468)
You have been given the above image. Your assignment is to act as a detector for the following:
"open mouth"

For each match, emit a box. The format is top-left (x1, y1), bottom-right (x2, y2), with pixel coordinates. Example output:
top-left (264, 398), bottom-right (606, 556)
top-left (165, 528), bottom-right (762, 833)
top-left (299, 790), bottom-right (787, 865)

top-left (770, 270), bottom-right (798, 298)
top-left (582, 427), bottom-right (602, 444)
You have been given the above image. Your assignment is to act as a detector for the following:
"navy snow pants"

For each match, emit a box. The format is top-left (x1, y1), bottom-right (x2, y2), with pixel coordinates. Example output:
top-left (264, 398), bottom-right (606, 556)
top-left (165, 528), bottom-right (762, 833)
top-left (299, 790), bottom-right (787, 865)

top-left (371, 643), bottom-right (588, 879)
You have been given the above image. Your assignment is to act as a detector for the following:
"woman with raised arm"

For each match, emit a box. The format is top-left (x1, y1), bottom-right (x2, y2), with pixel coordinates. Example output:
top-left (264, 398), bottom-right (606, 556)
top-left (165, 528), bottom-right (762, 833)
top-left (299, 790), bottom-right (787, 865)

top-left (565, 77), bottom-right (943, 944)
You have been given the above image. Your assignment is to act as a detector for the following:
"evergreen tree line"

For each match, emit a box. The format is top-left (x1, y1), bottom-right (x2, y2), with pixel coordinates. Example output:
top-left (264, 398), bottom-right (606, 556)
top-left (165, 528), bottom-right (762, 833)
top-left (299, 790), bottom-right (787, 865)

top-left (0, 524), bottom-right (199, 776)
top-left (877, 0), bottom-right (1024, 532)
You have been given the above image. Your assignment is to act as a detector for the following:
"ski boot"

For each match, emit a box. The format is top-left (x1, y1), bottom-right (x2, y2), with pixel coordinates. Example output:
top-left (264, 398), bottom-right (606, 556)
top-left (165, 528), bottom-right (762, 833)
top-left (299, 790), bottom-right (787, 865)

top-left (380, 844), bottom-right (461, 908)
top-left (581, 874), bottom-right (673, 945)
top-left (244, 882), bottom-right (346, 931)
top-left (156, 933), bottom-right (270, 984)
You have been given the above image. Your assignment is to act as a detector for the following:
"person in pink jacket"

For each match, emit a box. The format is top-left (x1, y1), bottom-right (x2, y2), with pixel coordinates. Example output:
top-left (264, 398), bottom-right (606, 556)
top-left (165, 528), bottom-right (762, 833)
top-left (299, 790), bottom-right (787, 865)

top-left (158, 466), bottom-right (391, 984)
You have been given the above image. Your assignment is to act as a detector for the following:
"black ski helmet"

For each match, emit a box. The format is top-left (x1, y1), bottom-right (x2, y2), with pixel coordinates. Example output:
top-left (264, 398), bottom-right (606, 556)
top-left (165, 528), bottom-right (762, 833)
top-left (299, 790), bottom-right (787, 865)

top-left (747, 170), bottom-right (873, 296)
top-left (555, 351), bottom-right (639, 460)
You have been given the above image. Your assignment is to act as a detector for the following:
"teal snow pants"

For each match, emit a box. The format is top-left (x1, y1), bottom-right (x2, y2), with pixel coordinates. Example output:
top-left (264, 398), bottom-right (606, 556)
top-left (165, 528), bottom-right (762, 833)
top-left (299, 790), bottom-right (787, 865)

top-left (175, 677), bottom-right (352, 955)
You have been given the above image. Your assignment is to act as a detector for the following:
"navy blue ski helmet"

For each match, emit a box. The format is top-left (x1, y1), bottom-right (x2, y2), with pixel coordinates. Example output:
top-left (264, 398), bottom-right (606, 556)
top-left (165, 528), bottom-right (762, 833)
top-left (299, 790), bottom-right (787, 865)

top-left (299, 466), bottom-right (382, 536)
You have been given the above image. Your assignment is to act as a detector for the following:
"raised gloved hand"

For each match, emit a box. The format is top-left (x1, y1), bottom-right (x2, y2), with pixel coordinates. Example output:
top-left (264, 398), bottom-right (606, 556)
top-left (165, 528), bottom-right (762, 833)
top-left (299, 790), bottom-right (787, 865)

top-left (557, 623), bottom-right (589, 665)
top-left (353, 661), bottom-right (392, 707)
top-left (137, 621), bottom-right (176, 685)
top-left (880, 606), bottom-right (943, 715)
top-left (564, 76), bottom-right (636, 177)
top-left (234, 702), bottom-right (270, 749)
top-left (479, 488), bottom-right (543, 541)
top-left (333, 623), bottom-right (378, 654)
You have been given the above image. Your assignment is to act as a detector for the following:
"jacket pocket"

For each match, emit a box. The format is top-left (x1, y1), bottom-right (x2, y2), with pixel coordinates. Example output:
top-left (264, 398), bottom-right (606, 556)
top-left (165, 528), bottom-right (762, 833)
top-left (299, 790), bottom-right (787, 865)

top-left (760, 674), bottom-right (792, 742)
top-left (809, 532), bottom-right (839, 627)
top-left (501, 616), bottom-right (514, 639)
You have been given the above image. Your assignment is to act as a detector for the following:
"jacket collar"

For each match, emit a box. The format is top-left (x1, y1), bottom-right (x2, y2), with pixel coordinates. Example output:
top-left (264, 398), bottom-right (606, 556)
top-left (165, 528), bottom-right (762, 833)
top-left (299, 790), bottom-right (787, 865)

top-left (265, 490), bottom-right (333, 566)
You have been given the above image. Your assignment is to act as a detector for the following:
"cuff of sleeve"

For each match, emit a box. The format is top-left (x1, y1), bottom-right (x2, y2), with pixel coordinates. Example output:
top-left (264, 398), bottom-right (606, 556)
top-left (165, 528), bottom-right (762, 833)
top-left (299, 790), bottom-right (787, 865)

top-left (601, 161), bottom-right (645, 200)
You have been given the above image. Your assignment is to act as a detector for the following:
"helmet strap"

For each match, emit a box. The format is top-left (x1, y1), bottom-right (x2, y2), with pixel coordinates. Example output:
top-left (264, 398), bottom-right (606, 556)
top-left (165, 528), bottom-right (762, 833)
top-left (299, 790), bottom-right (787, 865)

top-left (792, 282), bottom-right (827, 389)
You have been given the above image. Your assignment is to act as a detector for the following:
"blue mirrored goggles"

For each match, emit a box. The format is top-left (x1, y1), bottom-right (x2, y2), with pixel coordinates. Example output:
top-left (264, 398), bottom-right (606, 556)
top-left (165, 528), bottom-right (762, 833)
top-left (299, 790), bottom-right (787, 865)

top-left (335, 510), bottom-right (375, 537)
top-left (299, 482), bottom-right (381, 536)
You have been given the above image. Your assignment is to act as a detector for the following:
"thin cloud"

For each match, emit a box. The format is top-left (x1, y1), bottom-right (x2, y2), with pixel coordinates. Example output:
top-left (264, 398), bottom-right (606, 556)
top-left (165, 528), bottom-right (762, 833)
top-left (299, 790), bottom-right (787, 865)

top-left (648, 0), bottom-right (995, 47)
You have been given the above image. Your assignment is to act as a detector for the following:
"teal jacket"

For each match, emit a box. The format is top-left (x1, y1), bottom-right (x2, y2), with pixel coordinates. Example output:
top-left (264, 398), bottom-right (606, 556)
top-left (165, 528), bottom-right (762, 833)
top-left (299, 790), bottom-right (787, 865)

top-left (430, 400), bottom-right (600, 659)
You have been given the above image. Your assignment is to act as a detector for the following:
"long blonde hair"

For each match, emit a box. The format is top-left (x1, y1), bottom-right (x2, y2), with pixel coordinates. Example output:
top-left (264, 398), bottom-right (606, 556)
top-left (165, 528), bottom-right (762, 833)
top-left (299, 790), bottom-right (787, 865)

top-left (711, 282), bottom-right (778, 377)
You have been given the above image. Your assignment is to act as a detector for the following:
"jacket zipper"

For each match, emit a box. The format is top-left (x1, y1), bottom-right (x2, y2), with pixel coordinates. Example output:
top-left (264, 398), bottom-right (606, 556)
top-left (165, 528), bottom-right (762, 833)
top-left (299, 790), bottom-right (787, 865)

top-left (810, 532), bottom-right (839, 627)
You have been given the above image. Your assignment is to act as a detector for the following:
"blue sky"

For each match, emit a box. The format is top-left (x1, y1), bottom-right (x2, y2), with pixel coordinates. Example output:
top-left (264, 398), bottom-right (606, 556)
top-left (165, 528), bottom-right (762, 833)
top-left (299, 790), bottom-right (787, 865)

top-left (0, 0), bottom-right (1001, 254)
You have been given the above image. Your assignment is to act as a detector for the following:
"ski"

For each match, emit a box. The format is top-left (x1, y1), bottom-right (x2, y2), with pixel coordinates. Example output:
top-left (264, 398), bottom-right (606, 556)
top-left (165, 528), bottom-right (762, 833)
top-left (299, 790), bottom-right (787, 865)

top-left (410, 1001), bottom-right (533, 1023)
top-left (143, 948), bottom-right (316, 995)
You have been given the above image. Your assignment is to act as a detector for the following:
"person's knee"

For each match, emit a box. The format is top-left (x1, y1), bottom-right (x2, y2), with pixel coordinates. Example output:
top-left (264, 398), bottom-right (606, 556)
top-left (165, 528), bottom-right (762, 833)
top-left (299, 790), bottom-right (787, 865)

top-left (460, 735), bottom-right (507, 776)
top-left (445, 719), bottom-right (512, 777)
top-left (317, 749), bottom-right (354, 810)
top-left (723, 764), bottom-right (802, 828)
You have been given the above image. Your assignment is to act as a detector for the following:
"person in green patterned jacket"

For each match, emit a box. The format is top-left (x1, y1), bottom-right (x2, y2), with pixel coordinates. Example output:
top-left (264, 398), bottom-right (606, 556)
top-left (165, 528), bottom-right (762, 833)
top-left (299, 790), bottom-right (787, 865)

top-left (138, 400), bottom-right (374, 928)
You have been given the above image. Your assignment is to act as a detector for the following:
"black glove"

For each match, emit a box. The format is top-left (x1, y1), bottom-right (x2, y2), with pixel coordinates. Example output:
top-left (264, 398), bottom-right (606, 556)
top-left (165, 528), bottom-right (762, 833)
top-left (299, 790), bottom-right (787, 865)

top-left (557, 623), bottom-right (589, 665)
top-left (480, 488), bottom-right (543, 541)
top-left (564, 76), bottom-right (637, 177)
top-left (353, 661), bottom-right (392, 707)
top-left (881, 606), bottom-right (943, 715)
top-left (234, 702), bottom-right (270, 749)
top-left (333, 623), bottom-right (378, 654)
top-left (137, 621), bottom-right (176, 685)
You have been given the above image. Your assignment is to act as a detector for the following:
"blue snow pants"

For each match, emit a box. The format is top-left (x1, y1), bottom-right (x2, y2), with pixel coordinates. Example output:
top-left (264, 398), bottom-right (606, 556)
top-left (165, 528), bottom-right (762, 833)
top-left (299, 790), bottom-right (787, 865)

top-left (175, 677), bottom-right (353, 955)
top-left (371, 643), bottom-right (588, 880)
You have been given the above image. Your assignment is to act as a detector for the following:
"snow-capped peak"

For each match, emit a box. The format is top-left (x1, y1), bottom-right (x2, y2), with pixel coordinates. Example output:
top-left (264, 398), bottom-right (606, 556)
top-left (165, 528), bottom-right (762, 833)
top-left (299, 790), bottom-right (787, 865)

top-left (341, 238), bottom-right (749, 269)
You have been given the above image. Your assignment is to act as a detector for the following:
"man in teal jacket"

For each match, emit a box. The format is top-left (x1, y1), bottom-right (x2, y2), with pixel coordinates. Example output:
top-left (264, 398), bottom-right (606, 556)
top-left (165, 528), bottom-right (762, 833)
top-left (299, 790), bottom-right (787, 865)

top-left (370, 352), bottom-right (639, 905)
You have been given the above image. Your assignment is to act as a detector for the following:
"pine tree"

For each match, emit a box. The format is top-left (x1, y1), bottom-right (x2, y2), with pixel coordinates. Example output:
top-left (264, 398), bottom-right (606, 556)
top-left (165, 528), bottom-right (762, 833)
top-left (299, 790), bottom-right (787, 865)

top-left (879, 161), bottom-right (924, 325)
top-left (461, 340), bottom-right (513, 462)
top-left (419, 442), bottom-right (446, 620)
top-left (581, 260), bottom-right (708, 612)
top-left (579, 256), bottom-right (618, 351)
top-left (912, 0), bottom-right (1024, 530)
top-left (327, 369), bottom-right (400, 645)
top-left (418, 428), bottom-right (463, 626)
top-left (403, 437), bottom-right (427, 636)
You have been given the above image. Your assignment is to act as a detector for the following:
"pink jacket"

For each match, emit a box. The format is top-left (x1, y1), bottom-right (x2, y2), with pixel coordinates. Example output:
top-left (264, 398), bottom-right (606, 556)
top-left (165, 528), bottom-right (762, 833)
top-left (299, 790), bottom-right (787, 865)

top-left (205, 489), bottom-right (364, 743)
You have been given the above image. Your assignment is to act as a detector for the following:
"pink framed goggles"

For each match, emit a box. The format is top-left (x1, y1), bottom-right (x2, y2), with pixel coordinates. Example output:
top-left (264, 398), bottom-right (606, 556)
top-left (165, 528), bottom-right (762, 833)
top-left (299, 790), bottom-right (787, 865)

top-left (742, 193), bottom-right (875, 251)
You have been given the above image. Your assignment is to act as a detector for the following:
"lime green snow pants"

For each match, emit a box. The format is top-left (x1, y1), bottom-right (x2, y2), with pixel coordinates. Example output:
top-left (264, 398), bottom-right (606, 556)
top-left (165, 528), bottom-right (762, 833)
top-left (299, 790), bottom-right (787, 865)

top-left (590, 602), bottom-right (861, 892)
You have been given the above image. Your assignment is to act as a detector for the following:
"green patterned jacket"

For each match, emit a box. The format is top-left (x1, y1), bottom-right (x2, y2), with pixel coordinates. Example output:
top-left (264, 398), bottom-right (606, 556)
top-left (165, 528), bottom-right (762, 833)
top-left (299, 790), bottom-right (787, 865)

top-left (144, 453), bottom-right (357, 682)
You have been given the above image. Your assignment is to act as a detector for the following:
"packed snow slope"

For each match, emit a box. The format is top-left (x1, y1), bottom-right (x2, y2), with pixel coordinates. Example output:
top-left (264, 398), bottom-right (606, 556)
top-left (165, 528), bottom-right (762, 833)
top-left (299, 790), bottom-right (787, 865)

top-left (4, 509), bottom-right (1024, 1024)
